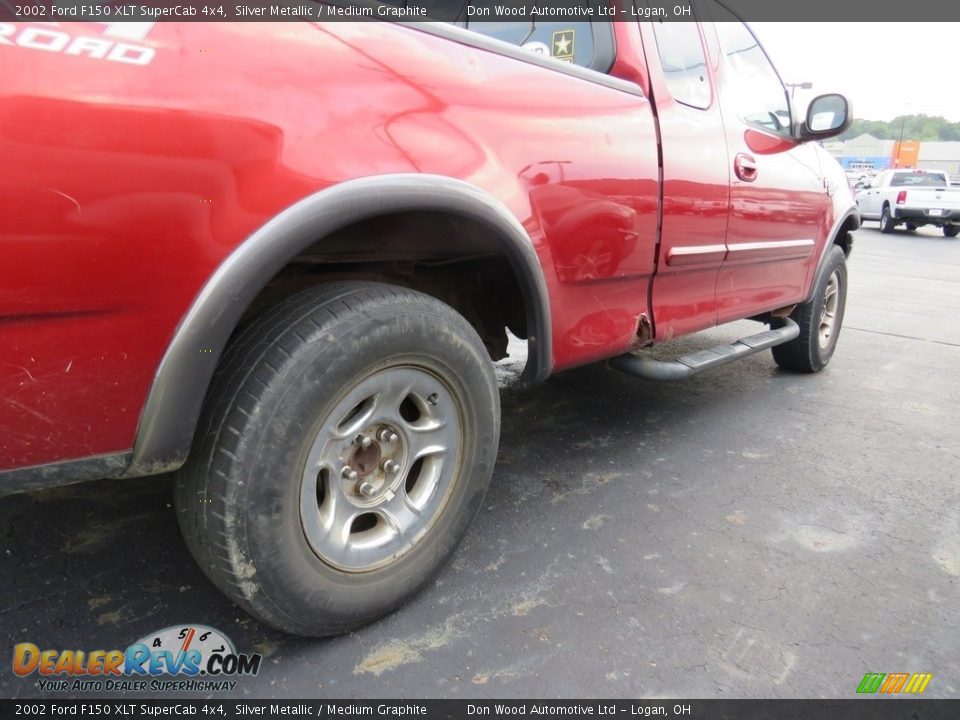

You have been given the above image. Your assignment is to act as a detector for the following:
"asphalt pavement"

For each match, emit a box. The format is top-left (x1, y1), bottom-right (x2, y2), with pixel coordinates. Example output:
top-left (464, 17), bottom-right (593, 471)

top-left (2, 223), bottom-right (958, 699)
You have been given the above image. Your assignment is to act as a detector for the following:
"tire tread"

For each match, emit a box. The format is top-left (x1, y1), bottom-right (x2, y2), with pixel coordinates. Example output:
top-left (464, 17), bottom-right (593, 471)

top-left (771, 245), bottom-right (847, 373)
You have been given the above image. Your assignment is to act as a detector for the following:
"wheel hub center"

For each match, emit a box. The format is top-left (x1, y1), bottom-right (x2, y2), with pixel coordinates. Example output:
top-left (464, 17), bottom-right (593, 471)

top-left (344, 425), bottom-right (406, 500)
top-left (350, 443), bottom-right (381, 477)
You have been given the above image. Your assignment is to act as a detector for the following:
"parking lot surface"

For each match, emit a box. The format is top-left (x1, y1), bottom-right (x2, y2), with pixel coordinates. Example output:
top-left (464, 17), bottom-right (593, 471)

top-left (2, 224), bottom-right (958, 699)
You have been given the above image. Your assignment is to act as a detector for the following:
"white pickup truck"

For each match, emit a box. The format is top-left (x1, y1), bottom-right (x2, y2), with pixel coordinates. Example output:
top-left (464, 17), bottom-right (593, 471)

top-left (856, 169), bottom-right (960, 237)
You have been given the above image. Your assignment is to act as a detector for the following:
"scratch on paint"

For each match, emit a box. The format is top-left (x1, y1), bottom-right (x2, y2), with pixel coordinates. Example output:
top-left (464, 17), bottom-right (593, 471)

top-left (48, 189), bottom-right (82, 215)
top-left (1, 363), bottom-right (38, 383)
top-left (3, 398), bottom-right (53, 425)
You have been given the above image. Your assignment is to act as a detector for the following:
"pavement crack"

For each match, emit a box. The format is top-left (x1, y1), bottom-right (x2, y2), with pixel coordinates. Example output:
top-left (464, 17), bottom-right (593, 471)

top-left (845, 326), bottom-right (960, 349)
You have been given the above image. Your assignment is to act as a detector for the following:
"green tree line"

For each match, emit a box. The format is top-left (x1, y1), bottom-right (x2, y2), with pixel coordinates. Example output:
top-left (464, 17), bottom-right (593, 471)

top-left (841, 115), bottom-right (960, 142)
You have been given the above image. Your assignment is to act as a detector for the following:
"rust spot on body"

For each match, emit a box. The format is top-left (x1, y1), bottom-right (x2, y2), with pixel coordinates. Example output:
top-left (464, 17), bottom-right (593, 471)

top-left (635, 313), bottom-right (653, 347)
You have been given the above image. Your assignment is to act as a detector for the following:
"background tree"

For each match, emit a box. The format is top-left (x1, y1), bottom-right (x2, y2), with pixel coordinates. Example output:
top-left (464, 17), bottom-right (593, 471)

top-left (840, 114), bottom-right (960, 141)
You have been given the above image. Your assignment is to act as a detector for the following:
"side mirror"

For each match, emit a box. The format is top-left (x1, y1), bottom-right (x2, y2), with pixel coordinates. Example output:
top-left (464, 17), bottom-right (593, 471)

top-left (797, 94), bottom-right (851, 141)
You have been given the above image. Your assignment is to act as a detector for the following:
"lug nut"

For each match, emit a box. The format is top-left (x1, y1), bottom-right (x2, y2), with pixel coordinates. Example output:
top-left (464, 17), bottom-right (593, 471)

top-left (427, 393), bottom-right (439, 406)
top-left (357, 481), bottom-right (376, 497)
top-left (341, 466), bottom-right (358, 482)
top-left (378, 428), bottom-right (398, 443)
top-left (382, 459), bottom-right (400, 474)
top-left (355, 434), bottom-right (373, 449)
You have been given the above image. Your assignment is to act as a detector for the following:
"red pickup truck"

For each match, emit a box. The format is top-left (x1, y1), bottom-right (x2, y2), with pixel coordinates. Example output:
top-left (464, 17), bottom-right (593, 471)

top-left (1, 11), bottom-right (859, 635)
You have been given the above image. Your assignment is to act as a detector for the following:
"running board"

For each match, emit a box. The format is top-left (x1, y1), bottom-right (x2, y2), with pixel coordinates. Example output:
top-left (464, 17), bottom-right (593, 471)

top-left (608, 319), bottom-right (799, 382)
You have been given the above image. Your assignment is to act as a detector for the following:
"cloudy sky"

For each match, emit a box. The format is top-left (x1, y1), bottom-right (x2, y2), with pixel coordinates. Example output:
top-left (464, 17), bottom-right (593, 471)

top-left (750, 23), bottom-right (960, 122)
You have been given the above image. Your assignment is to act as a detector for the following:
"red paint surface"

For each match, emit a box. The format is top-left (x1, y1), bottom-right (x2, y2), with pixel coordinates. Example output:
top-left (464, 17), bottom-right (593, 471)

top-left (0, 21), bottom-right (847, 471)
top-left (700, 23), bottom-right (835, 323)
top-left (639, 21), bottom-right (730, 341)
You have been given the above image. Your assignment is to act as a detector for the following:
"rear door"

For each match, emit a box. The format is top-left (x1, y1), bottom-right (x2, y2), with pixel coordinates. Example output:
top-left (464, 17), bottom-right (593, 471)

top-left (704, 1), bottom-right (832, 322)
top-left (639, 14), bottom-right (730, 340)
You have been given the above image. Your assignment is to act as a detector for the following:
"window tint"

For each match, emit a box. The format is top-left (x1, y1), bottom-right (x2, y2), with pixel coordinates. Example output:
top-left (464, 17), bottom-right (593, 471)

top-left (890, 172), bottom-right (947, 187)
top-left (710, 3), bottom-right (791, 135)
top-left (466, 22), bottom-right (599, 68)
top-left (651, 22), bottom-right (710, 109)
top-left (463, 2), bottom-right (614, 72)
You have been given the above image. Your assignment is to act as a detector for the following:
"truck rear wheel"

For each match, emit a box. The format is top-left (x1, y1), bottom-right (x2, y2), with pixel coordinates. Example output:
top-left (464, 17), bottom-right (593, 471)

top-left (175, 282), bottom-right (500, 636)
top-left (880, 205), bottom-right (896, 234)
top-left (945, 226), bottom-right (959, 238)
top-left (771, 246), bottom-right (848, 373)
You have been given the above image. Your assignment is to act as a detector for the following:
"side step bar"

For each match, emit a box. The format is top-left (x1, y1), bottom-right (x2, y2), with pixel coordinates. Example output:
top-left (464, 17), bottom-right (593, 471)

top-left (608, 319), bottom-right (799, 382)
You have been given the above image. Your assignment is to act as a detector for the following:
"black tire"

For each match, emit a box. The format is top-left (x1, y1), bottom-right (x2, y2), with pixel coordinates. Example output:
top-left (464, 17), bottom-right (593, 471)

top-left (175, 282), bottom-right (500, 636)
top-left (771, 245), bottom-right (848, 373)
top-left (880, 205), bottom-right (896, 234)
top-left (945, 225), bottom-right (959, 238)
top-left (906, 223), bottom-right (917, 232)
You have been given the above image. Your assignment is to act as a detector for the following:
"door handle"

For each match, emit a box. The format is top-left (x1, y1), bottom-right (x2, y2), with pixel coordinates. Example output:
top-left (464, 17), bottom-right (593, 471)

top-left (734, 153), bottom-right (758, 182)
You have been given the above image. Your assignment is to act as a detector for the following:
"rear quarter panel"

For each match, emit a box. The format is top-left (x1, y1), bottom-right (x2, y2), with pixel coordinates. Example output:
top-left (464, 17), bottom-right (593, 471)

top-left (0, 21), bottom-right (658, 471)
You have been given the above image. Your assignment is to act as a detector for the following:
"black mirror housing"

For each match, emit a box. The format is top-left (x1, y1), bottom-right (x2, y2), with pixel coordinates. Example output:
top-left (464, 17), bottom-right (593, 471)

top-left (797, 94), bottom-right (852, 141)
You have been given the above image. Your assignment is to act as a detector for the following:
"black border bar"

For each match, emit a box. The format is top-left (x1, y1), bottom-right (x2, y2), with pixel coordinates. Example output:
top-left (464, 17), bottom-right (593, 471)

top-left (2, 700), bottom-right (959, 719)
top-left (1, 1), bottom-right (960, 22)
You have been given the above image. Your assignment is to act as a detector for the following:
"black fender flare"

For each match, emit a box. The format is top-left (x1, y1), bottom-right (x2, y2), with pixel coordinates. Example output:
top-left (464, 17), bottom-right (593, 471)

top-left (806, 206), bottom-right (860, 303)
top-left (124, 174), bottom-right (552, 477)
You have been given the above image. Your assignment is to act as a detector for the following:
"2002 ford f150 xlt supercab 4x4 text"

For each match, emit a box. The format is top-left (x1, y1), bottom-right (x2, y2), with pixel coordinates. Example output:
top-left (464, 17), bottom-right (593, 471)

top-left (0, 6), bottom-right (860, 636)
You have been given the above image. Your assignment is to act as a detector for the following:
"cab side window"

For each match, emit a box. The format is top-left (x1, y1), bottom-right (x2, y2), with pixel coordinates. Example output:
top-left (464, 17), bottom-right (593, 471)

top-left (710, 2), bottom-right (792, 135)
top-left (651, 22), bottom-right (711, 109)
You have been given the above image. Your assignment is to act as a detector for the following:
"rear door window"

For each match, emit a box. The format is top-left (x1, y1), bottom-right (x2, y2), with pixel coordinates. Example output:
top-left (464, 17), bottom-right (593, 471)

top-left (651, 21), bottom-right (711, 109)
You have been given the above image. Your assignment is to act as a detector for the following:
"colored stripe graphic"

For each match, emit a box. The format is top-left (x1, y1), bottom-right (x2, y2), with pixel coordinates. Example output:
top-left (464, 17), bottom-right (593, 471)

top-left (880, 673), bottom-right (909, 693)
top-left (857, 672), bottom-right (932, 694)
top-left (857, 673), bottom-right (885, 693)
top-left (903, 673), bottom-right (933, 694)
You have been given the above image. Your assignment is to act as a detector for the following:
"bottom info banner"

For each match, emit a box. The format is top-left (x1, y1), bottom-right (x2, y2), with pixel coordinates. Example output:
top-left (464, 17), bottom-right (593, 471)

top-left (1, 700), bottom-right (957, 719)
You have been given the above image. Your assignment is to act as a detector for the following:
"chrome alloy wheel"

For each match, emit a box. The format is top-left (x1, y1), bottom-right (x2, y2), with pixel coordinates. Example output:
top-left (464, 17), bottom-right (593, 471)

top-left (299, 366), bottom-right (463, 572)
top-left (818, 270), bottom-right (841, 350)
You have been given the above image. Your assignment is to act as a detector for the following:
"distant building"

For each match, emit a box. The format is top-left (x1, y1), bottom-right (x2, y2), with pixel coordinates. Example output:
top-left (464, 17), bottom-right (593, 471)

top-left (831, 134), bottom-right (894, 171)
top-left (893, 140), bottom-right (920, 168)
top-left (917, 142), bottom-right (960, 174)
top-left (827, 134), bottom-right (960, 174)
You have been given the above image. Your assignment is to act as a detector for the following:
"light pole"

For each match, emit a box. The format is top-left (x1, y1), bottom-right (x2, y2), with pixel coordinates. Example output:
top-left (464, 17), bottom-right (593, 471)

top-left (895, 115), bottom-right (908, 168)
top-left (786, 82), bottom-right (813, 99)
top-left (893, 103), bottom-right (914, 168)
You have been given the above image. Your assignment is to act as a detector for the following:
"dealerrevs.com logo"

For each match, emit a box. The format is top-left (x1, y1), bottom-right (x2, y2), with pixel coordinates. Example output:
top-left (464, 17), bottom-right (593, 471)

top-left (13, 625), bottom-right (262, 693)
